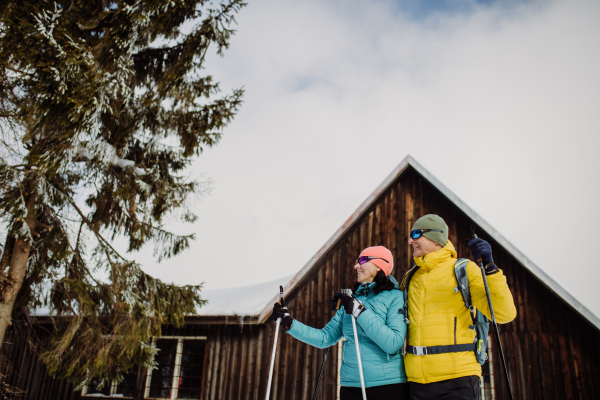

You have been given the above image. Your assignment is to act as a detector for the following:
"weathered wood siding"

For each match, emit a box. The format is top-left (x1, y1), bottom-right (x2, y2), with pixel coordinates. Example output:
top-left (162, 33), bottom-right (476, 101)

top-left (1, 327), bottom-right (81, 400)
top-left (159, 323), bottom-right (271, 400)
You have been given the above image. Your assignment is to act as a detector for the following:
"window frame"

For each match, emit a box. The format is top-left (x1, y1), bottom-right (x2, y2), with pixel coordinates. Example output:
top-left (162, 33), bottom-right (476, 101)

top-left (81, 379), bottom-right (132, 398)
top-left (144, 336), bottom-right (207, 400)
top-left (81, 335), bottom-right (207, 399)
top-left (80, 369), bottom-right (137, 398)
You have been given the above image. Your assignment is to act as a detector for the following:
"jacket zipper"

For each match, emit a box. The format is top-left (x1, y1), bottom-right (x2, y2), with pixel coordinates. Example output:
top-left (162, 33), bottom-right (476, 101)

top-left (454, 317), bottom-right (457, 345)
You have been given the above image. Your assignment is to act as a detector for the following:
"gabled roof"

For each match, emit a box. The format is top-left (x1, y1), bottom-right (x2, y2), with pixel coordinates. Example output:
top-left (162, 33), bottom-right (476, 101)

top-left (257, 155), bottom-right (600, 331)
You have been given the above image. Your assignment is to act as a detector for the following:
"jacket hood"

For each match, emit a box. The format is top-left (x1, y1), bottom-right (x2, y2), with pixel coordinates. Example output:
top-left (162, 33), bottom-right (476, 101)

top-left (414, 240), bottom-right (458, 272)
top-left (355, 275), bottom-right (399, 294)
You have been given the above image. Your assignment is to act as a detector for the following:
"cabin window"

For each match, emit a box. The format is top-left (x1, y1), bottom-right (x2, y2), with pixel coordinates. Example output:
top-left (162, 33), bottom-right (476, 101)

top-left (144, 336), bottom-right (207, 399)
top-left (81, 371), bottom-right (137, 398)
top-left (81, 336), bottom-right (206, 399)
top-left (480, 334), bottom-right (496, 400)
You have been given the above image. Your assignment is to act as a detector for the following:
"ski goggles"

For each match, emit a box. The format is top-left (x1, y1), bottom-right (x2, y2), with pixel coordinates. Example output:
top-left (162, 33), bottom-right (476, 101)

top-left (356, 256), bottom-right (389, 265)
top-left (410, 229), bottom-right (443, 240)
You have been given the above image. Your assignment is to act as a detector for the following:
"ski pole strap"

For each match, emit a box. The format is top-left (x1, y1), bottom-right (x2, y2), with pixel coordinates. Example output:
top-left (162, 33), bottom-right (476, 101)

top-left (407, 343), bottom-right (476, 356)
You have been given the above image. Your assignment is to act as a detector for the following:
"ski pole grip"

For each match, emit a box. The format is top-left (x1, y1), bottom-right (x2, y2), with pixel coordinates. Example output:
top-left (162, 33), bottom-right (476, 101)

top-left (471, 226), bottom-right (485, 263)
top-left (336, 298), bottom-right (342, 310)
top-left (279, 285), bottom-right (284, 305)
top-left (470, 225), bottom-right (478, 239)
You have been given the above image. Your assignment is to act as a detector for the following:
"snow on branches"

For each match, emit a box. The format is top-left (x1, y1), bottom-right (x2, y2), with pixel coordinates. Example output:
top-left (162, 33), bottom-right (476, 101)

top-left (73, 140), bottom-right (146, 176)
top-left (0, 0), bottom-right (246, 386)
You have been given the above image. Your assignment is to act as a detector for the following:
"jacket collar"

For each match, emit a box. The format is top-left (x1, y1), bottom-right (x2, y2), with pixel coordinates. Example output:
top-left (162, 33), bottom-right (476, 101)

top-left (355, 275), bottom-right (399, 295)
top-left (414, 240), bottom-right (457, 272)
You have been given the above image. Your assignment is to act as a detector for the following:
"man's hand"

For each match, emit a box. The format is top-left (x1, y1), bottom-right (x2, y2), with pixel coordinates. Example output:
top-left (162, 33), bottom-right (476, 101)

top-left (468, 237), bottom-right (499, 275)
top-left (272, 297), bottom-right (293, 329)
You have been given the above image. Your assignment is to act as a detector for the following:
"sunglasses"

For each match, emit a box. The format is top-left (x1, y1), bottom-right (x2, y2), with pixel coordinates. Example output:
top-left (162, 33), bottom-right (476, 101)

top-left (356, 256), bottom-right (389, 265)
top-left (410, 229), bottom-right (443, 240)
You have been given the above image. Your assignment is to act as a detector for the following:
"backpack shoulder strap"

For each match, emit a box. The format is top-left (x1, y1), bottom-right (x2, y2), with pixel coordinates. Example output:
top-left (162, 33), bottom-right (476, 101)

top-left (399, 266), bottom-right (419, 324)
top-left (400, 265), bottom-right (419, 290)
top-left (454, 259), bottom-right (491, 364)
top-left (454, 258), bottom-right (476, 323)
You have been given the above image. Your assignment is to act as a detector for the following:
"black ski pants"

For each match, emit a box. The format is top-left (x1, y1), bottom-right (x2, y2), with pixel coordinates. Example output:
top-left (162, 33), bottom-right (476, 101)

top-left (409, 375), bottom-right (481, 400)
top-left (340, 382), bottom-right (409, 400)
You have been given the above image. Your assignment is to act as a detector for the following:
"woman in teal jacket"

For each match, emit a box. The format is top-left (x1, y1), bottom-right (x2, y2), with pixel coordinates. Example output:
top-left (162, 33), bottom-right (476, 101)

top-left (272, 246), bottom-right (408, 400)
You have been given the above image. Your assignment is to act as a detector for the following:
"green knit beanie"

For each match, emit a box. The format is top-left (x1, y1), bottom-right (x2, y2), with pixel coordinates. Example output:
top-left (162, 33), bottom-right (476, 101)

top-left (411, 214), bottom-right (448, 247)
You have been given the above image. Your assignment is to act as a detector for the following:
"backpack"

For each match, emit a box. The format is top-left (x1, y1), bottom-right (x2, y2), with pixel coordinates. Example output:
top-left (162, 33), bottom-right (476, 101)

top-left (399, 259), bottom-right (490, 365)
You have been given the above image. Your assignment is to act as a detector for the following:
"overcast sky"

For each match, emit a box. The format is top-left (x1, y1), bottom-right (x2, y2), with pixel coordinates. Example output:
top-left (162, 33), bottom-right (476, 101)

top-left (122, 0), bottom-right (600, 319)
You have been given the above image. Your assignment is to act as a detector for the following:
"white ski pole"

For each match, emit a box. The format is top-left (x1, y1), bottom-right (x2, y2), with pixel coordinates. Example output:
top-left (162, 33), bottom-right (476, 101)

top-left (351, 316), bottom-right (367, 400)
top-left (265, 286), bottom-right (284, 400)
top-left (343, 289), bottom-right (367, 400)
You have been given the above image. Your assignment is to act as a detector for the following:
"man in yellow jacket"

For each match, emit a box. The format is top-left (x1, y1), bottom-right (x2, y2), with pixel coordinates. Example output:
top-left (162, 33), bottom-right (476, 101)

top-left (403, 214), bottom-right (516, 400)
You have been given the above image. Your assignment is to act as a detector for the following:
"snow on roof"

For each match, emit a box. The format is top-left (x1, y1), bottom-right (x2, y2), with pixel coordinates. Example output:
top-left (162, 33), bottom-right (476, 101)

top-left (194, 274), bottom-right (294, 316)
top-left (29, 275), bottom-right (294, 318)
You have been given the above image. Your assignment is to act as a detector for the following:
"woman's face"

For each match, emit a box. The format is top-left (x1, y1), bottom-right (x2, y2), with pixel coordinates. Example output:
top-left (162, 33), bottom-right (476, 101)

top-left (354, 261), bottom-right (380, 283)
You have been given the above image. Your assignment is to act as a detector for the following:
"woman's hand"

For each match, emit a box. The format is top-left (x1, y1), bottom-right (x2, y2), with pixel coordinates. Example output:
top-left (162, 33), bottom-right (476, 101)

top-left (272, 297), bottom-right (293, 329)
top-left (331, 293), bottom-right (365, 318)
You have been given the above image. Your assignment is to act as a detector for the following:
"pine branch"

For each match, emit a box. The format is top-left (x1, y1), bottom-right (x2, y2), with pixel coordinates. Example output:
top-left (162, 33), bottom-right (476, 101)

top-left (48, 179), bottom-right (127, 263)
top-left (215, 0), bottom-right (247, 22)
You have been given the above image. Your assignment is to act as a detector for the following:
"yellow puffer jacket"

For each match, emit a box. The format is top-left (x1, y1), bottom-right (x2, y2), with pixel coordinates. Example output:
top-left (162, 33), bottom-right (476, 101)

top-left (403, 240), bottom-right (516, 384)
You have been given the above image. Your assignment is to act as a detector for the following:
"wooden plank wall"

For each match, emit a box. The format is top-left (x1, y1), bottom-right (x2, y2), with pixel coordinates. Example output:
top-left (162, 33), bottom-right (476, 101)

top-left (1, 322), bottom-right (273, 400)
top-left (0, 327), bottom-right (81, 400)
top-left (162, 323), bottom-right (272, 400)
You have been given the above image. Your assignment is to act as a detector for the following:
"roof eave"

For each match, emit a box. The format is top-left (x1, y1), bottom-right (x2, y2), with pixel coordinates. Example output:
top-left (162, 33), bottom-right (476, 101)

top-left (184, 315), bottom-right (259, 325)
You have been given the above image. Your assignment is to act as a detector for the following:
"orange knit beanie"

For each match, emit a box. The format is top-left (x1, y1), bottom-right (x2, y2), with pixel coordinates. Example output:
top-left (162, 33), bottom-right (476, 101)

top-left (359, 246), bottom-right (394, 276)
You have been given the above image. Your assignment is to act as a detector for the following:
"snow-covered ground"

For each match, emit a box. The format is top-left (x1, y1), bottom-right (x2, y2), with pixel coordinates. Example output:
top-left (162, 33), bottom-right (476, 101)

top-left (195, 274), bottom-right (294, 316)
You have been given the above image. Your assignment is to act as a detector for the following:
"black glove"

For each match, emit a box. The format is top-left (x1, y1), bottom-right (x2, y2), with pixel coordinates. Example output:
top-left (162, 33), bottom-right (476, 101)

top-left (331, 292), bottom-right (365, 318)
top-left (272, 297), bottom-right (293, 329)
top-left (331, 292), bottom-right (344, 312)
top-left (468, 238), bottom-right (499, 275)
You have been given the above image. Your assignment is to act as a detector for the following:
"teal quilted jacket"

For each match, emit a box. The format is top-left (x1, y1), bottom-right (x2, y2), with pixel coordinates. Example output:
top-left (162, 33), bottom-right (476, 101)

top-left (286, 277), bottom-right (407, 388)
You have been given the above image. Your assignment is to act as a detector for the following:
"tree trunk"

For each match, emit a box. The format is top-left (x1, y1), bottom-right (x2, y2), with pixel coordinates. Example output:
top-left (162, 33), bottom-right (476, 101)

top-left (0, 238), bottom-right (30, 349)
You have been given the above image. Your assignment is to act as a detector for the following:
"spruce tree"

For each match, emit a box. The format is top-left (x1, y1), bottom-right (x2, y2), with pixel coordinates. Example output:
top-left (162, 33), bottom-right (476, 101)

top-left (0, 0), bottom-right (244, 388)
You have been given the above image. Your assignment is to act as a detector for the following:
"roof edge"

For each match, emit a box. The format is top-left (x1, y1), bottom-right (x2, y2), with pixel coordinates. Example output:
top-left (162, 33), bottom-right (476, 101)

top-left (184, 315), bottom-right (259, 325)
top-left (30, 315), bottom-right (260, 326)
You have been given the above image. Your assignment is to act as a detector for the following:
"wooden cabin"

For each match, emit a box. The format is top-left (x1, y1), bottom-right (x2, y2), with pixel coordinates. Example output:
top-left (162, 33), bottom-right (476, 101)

top-left (2, 155), bottom-right (599, 400)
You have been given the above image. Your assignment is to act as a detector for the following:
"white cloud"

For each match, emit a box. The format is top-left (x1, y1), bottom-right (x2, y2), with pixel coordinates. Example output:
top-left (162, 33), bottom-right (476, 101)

top-left (130, 0), bottom-right (600, 318)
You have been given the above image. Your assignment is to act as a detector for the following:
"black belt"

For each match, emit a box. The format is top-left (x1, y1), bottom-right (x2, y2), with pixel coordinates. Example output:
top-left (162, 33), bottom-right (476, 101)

top-left (407, 343), bottom-right (476, 356)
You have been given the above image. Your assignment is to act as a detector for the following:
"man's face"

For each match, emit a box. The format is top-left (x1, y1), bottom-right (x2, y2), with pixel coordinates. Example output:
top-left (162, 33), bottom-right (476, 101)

top-left (408, 235), bottom-right (442, 258)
